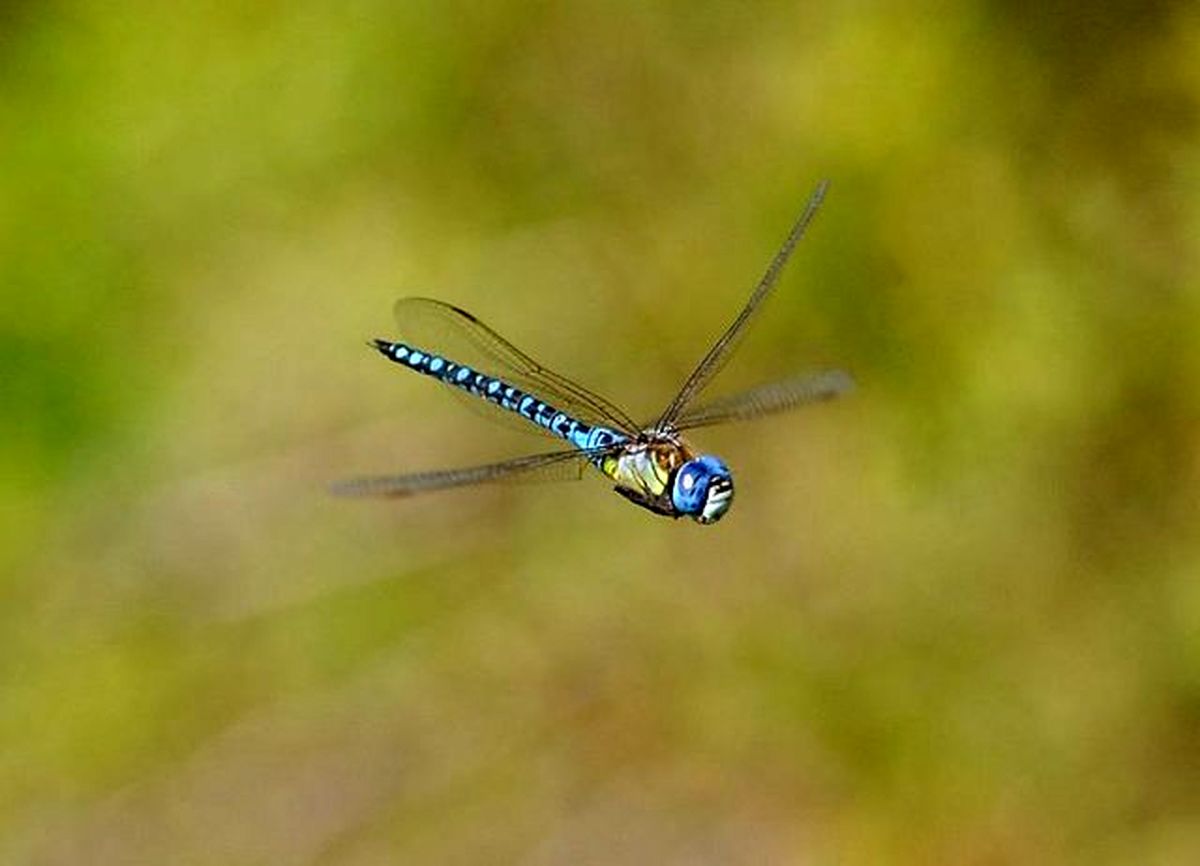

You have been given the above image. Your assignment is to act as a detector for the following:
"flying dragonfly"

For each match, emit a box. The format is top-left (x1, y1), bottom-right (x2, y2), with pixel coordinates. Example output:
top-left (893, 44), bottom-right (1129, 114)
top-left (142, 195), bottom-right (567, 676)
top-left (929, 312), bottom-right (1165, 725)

top-left (334, 180), bottom-right (852, 524)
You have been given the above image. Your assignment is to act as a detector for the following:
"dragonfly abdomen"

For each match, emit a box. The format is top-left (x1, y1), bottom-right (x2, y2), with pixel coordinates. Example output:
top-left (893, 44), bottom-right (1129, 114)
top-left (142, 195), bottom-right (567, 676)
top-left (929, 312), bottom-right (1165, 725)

top-left (373, 339), bottom-right (625, 456)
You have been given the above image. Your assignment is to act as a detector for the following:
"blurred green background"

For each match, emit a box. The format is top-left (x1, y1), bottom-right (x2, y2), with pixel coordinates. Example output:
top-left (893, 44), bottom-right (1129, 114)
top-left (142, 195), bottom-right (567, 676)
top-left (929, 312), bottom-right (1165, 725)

top-left (3, 2), bottom-right (1199, 863)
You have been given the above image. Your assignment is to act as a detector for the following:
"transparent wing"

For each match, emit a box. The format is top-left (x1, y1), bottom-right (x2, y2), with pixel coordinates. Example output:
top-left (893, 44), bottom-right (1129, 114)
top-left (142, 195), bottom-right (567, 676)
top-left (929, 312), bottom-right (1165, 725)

top-left (391, 298), bottom-right (638, 436)
top-left (655, 180), bottom-right (830, 433)
top-left (670, 369), bottom-right (854, 431)
top-left (330, 446), bottom-right (612, 499)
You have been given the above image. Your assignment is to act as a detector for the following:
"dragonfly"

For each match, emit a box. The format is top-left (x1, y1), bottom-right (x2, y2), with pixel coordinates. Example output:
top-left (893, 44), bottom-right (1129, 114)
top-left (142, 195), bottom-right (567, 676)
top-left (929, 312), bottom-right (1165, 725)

top-left (334, 180), bottom-right (852, 524)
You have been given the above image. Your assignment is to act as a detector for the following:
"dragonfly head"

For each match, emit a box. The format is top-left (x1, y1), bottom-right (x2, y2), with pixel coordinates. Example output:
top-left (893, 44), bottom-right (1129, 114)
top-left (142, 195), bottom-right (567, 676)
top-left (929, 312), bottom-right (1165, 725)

top-left (672, 454), bottom-right (734, 524)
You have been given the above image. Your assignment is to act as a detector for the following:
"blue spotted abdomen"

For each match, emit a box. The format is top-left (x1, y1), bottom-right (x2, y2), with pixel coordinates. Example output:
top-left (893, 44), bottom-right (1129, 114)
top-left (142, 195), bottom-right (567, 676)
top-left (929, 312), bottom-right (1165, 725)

top-left (373, 339), bottom-right (625, 455)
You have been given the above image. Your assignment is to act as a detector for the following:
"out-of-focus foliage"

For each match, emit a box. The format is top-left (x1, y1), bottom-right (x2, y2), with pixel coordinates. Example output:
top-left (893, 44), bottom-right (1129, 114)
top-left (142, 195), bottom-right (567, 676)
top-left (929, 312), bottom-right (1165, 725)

top-left (2, 2), bottom-right (1198, 863)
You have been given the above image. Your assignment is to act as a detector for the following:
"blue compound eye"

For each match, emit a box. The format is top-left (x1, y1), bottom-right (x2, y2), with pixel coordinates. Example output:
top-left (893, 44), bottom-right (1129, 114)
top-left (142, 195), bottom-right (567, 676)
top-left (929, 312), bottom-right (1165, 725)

top-left (671, 455), bottom-right (734, 524)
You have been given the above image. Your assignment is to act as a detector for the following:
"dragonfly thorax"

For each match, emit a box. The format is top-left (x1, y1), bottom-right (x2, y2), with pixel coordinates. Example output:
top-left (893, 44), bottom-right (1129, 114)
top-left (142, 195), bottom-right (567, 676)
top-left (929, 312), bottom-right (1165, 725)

top-left (605, 439), bottom-right (686, 500)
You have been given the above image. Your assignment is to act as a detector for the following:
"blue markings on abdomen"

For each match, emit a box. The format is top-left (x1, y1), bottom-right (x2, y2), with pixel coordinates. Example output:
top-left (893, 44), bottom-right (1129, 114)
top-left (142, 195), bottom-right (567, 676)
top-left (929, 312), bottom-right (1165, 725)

top-left (373, 339), bottom-right (626, 459)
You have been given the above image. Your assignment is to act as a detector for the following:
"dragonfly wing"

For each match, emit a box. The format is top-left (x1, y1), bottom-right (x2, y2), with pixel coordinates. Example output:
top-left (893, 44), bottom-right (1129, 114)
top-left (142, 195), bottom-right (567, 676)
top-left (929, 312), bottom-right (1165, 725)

top-left (654, 180), bottom-right (830, 432)
top-left (331, 447), bottom-right (602, 498)
top-left (391, 298), bottom-right (638, 436)
top-left (670, 369), bottom-right (854, 431)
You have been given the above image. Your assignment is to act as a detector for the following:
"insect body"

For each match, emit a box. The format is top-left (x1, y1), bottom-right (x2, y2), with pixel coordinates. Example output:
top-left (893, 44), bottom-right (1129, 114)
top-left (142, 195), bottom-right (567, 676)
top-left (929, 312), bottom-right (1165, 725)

top-left (335, 180), bottom-right (852, 524)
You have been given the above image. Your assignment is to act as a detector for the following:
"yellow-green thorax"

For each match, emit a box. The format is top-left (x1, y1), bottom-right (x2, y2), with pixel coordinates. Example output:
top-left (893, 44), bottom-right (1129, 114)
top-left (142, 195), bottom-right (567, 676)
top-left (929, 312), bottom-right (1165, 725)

top-left (600, 438), bottom-right (693, 502)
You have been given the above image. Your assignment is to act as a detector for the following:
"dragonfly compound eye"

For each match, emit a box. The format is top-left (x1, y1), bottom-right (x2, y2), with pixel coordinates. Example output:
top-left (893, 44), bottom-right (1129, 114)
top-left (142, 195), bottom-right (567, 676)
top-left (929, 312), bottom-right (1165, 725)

top-left (672, 455), bottom-right (734, 524)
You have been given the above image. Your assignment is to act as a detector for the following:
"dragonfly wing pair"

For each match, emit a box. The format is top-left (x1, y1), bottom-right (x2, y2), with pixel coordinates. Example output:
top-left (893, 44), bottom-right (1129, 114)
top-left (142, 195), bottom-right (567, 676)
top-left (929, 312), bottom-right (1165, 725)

top-left (669, 369), bottom-right (854, 431)
top-left (388, 297), bottom-right (639, 437)
top-left (330, 446), bottom-right (606, 498)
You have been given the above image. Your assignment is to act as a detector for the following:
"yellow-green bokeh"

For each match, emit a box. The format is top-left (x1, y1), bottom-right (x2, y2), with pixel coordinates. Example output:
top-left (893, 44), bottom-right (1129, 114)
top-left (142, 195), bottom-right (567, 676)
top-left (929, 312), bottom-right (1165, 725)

top-left (2, 2), bottom-right (1199, 863)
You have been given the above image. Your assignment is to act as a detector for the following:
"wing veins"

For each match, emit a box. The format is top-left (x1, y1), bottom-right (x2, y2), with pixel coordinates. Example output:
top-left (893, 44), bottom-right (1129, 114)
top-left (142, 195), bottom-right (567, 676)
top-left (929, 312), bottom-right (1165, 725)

top-left (330, 444), bottom-right (619, 499)
top-left (670, 369), bottom-right (854, 431)
top-left (394, 298), bottom-right (639, 435)
top-left (655, 179), bottom-right (830, 432)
